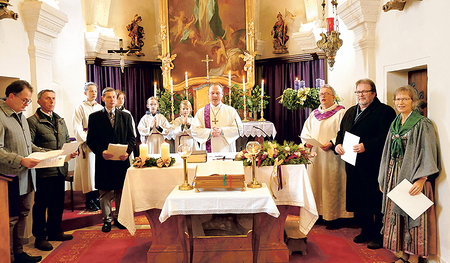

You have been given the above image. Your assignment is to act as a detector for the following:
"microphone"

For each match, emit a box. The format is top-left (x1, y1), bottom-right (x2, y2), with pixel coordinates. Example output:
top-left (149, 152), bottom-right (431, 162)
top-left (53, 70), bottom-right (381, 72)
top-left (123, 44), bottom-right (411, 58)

top-left (252, 126), bottom-right (270, 138)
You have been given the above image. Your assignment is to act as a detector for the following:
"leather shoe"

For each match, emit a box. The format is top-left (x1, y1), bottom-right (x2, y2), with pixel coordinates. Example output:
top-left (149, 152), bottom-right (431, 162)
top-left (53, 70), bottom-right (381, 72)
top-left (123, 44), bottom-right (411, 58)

top-left (102, 222), bottom-right (111, 233)
top-left (87, 199), bottom-right (100, 212)
top-left (14, 252), bottom-right (42, 263)
top-left (35, 239), bottom-right (53, 251)
top-left (114, 220), bottom-right (126, 229)
top-left (367, 237), bottom-right (383, 249)
top-left (48, 232), bottom-right (73, 241)
top-left (353, 233), bottom-right (371, 243)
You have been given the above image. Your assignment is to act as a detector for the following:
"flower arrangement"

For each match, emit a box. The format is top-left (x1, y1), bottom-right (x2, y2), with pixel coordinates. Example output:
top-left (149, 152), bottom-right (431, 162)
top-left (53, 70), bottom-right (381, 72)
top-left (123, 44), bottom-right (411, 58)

top-left (277, 87), bottom-right (320, 110)
top-left (235, 141), bottom-right (312, 167)
top-left (132, 156), bottom-right (176, 168)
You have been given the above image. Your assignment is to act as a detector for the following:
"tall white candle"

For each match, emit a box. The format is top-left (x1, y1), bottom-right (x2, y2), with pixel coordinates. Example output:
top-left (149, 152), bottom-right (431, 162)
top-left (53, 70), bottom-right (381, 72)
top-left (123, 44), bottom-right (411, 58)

top-left (228, 71), bottom-right (231, 86)
top-left (140, 144), bottom-right (149, 159)
top-left (170, 77), bottom-right (173, 94)
top-left (185, 72), bottom-right (188, 87)
top-left (242, 76), bottom-right (245, 93)
top-left (154, 82), bottom-right (157, 97)
top-left (261, 80), bottom-right (264, 96)
top-left (161, 142), bottom-right (170, 160)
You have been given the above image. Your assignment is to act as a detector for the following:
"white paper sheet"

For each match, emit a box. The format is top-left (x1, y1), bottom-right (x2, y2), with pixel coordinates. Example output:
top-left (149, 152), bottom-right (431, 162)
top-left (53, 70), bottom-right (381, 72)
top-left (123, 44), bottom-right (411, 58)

top-left (61, 141), bottom-right (82, 156)
top-left (300, 136), bottom-right (323, 148)
top-left (29, 150), bottom-right (64, 160)
top-left (387, 179), bottom-right (434, 220)
top-left (107, 144), bottom-right (128, 161)
top-left (341, 131), bottom-right (360, 166)
top-left (34, 155), bottom-right (66, 168)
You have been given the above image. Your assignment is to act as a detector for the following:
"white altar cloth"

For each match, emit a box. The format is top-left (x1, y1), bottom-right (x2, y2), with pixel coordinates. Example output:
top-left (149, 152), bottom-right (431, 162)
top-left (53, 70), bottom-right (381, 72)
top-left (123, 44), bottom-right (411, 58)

top-left (241, 121), bottom-right (277, 138)
top-left (118, 154), bottom-right (317, 236)
top-left (159, 184), bottom-right (279, 223)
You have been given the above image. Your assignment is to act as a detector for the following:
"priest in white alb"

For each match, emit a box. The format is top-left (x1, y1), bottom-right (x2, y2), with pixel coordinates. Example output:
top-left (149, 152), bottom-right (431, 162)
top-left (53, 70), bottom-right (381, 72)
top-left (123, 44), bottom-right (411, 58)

top-left (191, 83), bottom-right (242, 153)
top-left (300, 84), bottom-right (353, 227)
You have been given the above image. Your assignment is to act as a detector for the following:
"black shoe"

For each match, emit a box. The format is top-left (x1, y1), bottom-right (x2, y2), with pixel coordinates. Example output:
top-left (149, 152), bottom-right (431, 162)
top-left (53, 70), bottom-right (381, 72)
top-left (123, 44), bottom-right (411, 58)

top-left (86, 199), bottom-right (100, 212)
top-left (14, 252), bottom-right (42, 263)
top-left (367, 237), bottom-right (383, 249)
top-left (34, 239), bottom-right (53, 251)
top-left (114, 220), bottom-right (126, 230)
top-left (325, 219), bottom-right (341, 230)
top-left (102, 222), bottom-right (111, 233)
top-left (48, 232), bottom-right (73, 241)
top-left (353, 233), bottom-right (371, 243)
top-left (94, 198), bottom-right (101, 209)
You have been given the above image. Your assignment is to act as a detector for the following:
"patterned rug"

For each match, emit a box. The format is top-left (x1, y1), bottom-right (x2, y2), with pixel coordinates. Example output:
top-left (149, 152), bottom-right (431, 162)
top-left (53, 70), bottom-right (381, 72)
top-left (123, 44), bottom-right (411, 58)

top-left (46, 215), bottom-right (397, 263)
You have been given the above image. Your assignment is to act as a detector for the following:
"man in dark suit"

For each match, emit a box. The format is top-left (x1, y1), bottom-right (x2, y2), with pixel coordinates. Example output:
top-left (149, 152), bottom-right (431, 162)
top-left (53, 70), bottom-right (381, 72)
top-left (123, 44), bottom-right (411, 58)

top-left (27, 89), bottom-right (77, 251)
top-left (87, 87), bottom-right (135, 232)
top-left (335, 79), bottom-right (396, 250)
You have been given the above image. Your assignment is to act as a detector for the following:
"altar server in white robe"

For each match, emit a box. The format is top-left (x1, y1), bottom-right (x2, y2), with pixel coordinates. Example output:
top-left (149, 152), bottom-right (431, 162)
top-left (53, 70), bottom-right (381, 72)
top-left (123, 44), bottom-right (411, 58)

top-left (300, 85), bottom-right (353, 226)
top-left (192, 83), bottom-right (242, 153)
top-left (172, 100), bottom-right (200, 151)
top-left (72, 82), bottom-right (103, 211)
top-left (137, 96), bottom-right (171, 154)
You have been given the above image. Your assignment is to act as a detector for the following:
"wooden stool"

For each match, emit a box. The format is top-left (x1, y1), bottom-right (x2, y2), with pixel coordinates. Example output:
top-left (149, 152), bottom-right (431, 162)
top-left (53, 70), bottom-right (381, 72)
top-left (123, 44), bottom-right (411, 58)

top-left (284, 220), bottom-right (308, 255)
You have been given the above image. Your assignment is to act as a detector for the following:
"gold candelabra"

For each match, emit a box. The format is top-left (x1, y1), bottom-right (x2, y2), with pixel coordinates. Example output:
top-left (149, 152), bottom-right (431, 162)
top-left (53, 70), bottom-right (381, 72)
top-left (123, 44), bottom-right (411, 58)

top-left (170, 92), bottom-right (174, 124)
top-left (243, 92), bottom-right (248, 122)
top-left (246, 141), bottom-right (262, 188)
top-left (259, 95), bottom-right (266, 121)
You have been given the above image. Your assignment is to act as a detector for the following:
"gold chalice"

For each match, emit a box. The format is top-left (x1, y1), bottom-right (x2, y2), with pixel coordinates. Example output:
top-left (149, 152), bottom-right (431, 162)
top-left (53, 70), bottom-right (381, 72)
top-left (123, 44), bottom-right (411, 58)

top-left (178, 144), bottom-right (193, 190)
top-left (246, 141), bottom-right (262, 188)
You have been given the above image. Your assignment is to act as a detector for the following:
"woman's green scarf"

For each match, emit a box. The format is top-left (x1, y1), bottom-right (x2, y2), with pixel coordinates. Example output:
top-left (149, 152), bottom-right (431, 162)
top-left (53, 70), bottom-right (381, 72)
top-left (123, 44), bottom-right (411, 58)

top-left (390, 110), bottom-right (424, 157)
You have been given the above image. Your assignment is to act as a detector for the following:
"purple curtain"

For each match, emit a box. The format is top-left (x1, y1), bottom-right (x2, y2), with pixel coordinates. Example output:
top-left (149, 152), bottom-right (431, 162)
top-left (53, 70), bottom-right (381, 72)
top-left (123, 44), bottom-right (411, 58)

top-left (87, 63), bottom-right (163, 148)
top-left (255, 59), bottom-right (325, 144)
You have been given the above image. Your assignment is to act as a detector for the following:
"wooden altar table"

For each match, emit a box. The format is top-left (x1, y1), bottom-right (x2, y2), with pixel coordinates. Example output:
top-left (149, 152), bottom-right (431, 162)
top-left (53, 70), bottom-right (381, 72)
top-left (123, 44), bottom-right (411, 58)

top-left (118, 154), bottom-right (318, 263)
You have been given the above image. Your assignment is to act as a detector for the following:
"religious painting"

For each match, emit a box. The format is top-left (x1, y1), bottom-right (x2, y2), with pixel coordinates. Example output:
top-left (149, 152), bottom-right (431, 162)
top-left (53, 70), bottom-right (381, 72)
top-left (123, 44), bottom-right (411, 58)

top-left (159, 0), bottom-right (255, 95)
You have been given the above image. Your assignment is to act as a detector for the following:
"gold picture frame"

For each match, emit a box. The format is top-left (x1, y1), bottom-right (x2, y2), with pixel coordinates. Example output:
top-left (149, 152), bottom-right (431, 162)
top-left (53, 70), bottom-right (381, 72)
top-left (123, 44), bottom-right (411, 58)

top-left (159, 0), bottom-right (255, 93)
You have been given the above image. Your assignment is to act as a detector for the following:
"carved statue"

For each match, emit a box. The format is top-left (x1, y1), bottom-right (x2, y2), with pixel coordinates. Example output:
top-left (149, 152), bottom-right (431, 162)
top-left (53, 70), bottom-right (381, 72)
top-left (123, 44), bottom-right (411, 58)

top-left (271, 13), bottom-right (289, 54)
top-left (382, 0), bottom-right (407, 12)
top-left (157, 53), bottom-right (177, 75)
top-left (0, 0), bottom-right (18, 20)
top-left (126, 14), bottom-right (145, 57)
top-left (239, 51), bottom-right (256, 73)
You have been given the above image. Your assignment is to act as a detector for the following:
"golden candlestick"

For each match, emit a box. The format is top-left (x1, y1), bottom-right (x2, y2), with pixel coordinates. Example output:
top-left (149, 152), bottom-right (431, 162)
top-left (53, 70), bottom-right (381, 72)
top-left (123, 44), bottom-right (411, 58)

top-left (228, 87), bottom-right (232, 106)
top-left (178, 144), bottom-right (193, 191)
top-left (243, 93), bottom-right (248, 122)
top-left (259, 95), bottom-right (266, 121)
top-left (184, 86), bottom-right (189, 99)
top-left (246, 141), bottom-right (262, 188)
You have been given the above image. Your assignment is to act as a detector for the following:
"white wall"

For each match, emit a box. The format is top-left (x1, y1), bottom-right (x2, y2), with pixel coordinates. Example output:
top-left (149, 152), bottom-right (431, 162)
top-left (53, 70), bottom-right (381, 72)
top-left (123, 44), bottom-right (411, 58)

top-left (329, 0), bottom-right (450, 262)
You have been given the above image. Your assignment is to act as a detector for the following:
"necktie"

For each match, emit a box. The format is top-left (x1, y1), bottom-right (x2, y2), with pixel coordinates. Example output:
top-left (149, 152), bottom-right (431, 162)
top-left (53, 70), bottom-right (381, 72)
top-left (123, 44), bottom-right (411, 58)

top-left (109, 112), bottom-right (115, 127)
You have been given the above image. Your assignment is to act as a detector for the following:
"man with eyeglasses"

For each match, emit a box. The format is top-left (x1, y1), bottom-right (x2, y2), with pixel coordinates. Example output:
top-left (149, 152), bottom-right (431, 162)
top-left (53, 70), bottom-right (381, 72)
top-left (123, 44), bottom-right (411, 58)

top-left (0, 80), bottom-right (43, 263)
top-left (334, 78), bottom-right (396, 250)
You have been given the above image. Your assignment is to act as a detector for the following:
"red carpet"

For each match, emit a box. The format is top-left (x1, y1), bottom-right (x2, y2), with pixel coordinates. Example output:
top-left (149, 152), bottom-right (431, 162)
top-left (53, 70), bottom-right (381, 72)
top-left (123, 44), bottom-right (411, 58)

top-left (46, 215), bottom-right (397, 263)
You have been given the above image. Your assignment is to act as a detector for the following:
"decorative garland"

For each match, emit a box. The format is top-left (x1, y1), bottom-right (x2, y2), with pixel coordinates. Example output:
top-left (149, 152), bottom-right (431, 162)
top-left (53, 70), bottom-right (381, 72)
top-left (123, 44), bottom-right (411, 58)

top-left (132, 156), bottom-right (176, 168)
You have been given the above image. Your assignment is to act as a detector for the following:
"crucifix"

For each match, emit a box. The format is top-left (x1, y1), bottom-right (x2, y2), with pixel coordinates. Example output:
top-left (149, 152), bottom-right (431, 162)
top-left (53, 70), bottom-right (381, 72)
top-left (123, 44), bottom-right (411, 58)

top-left (108, 39), bottom-right (139, 88)
top-left (201, 54), bottom-right (213, 83)
top-left (212, 118), bottom-right (219, 124)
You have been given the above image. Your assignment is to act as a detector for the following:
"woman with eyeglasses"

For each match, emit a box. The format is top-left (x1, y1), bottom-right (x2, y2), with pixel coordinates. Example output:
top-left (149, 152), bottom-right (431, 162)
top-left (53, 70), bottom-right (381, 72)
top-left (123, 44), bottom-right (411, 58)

top-left (378, 85), bottom-right (439, 263)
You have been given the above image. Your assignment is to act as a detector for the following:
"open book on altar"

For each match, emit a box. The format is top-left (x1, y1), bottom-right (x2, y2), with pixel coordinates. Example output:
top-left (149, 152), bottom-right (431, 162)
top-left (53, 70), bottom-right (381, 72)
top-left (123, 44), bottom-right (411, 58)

top-left (194, 160), bottom-right (246, 192)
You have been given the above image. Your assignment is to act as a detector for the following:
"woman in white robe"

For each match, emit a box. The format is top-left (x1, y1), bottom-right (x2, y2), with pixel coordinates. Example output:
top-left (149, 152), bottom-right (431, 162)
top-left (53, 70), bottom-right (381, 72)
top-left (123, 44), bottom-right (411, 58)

top-left (301, 85), bottom-right (353, 224)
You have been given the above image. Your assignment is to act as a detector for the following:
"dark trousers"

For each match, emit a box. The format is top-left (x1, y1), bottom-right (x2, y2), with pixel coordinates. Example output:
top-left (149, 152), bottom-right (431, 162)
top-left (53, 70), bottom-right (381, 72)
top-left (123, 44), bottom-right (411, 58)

top-left (32, 176), bottom-right (65, 240)
top-left (9, 191), bottom-right (32, 260)
top-left (357, 211), bottom-right (383, 237)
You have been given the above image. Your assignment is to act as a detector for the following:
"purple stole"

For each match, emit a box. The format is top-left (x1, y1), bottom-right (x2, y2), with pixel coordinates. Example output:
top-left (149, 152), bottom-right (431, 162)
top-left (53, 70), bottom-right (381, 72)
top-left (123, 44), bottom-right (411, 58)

top-left (313, 105), bottom-right (345, 121)
top-left (204, 104), bottom-right (212, 153)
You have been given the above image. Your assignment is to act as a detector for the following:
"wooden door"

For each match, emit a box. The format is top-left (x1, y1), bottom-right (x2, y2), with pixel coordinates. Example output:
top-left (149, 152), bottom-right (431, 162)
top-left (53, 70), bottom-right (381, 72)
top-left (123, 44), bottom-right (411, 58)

top-left (408, 69), bottom-right (427, 116)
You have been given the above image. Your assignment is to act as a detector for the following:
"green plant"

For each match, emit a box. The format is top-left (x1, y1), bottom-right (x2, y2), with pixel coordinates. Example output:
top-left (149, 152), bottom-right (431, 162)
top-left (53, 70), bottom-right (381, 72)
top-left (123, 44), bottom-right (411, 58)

top-left (157, 89), bottom-right (194, 120)
top-left (277, 87), bottom-right (320, 110)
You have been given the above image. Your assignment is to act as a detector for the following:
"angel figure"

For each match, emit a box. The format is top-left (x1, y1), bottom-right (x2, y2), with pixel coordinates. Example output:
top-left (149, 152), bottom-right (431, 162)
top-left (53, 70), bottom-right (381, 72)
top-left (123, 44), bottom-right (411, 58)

top-left (157, 53), bottom-right (177, 75)
top-left (239, 51), bottom-right (256, 73)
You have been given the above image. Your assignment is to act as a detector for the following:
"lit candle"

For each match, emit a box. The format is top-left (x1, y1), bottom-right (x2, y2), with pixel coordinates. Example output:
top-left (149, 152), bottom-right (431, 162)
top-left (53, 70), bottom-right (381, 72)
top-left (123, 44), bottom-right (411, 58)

top-left (294, 77), bottom-right (299, 90)
top-left (185, 72), bottom-right (188, 87)
top-left (327, 17), bottom-right (334, 32)
top-left (228, 71), bottom-right (231, 87)
top-left (154, 82), bottom-right (157, 97)
top-left (261, 80), bottom-right (264, 96)
top-left (139, 144), bottom-right (149, 159)
top-left (161, 142), bottom-right (170, 160)
top-left (170, 77), bottom-right (173, 94)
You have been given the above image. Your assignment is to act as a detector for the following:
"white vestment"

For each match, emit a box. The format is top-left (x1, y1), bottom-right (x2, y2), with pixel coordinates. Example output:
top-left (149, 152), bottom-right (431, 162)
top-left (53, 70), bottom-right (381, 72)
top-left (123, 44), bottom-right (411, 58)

top-left (300, 103), bottom-right (353, 221)
top-left (72, 100), bottom-right (102, 193)
top-left (138, 113), bottom-right (171, 154)
top-left (172, 116), bottom-right (201, 151)
top-left (191, 103), bottom-right (242, 153)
